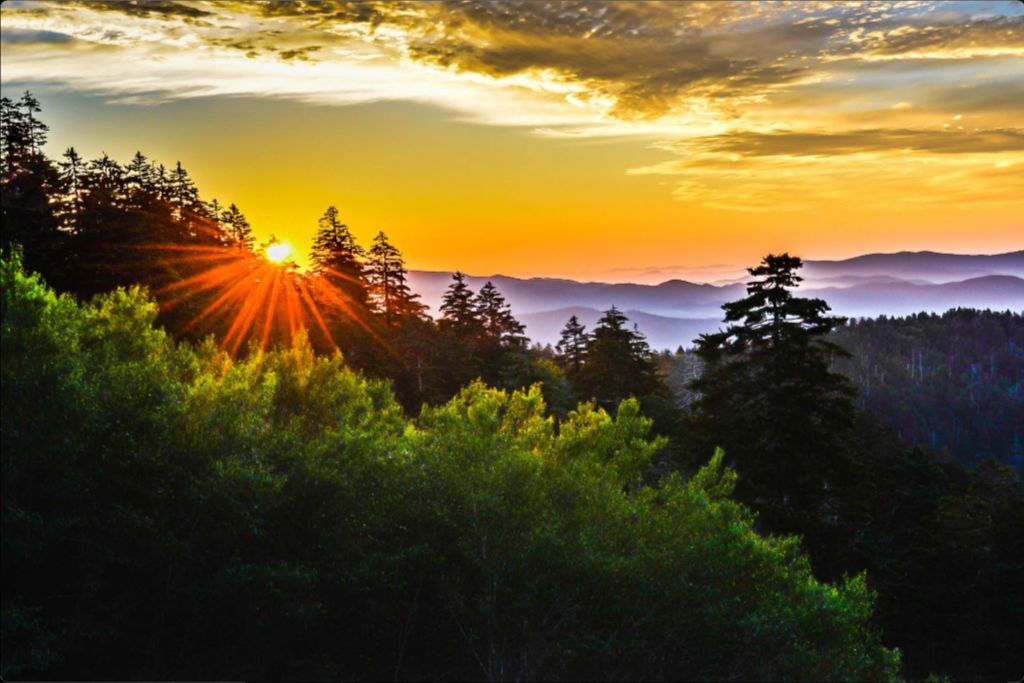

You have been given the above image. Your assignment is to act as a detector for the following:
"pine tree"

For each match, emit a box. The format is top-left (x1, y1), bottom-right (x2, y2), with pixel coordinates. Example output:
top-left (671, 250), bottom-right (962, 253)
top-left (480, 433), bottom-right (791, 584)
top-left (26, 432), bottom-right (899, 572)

top-left (576, 306), bottom-right (663, 412)
top-left (0, 96), bottom-right (27, 177)
top-left (124, 151), bottom-right (157, 209)
top-left (18, 91), bottom-right (47, 156)
top-left (475, 281), bottom-right (525, 347)
top-left (207, 198), bottom-right (223, 231)
top-left (439, 271), bottom-right (481, 336)
top-left (57, 147), bottom-right (86, 231)
top-left (169, 161), bottom-right (200, 225)
top-left (154, 163), bottom-right (171, 202)
top-left (555, 314), bottom-right (589, 375)
top-left (86, 154), bottom-right (125, 202)
top-left (0, 93), bottom-right (59, 256)
top-left (309, 205), bottom-right (368, 307)
top-left (689, 253), bottom-right (855, 532)
top-left (366, 231), bottom-right (424, 323)
top-left (220, 203), bottom-right (254, 249)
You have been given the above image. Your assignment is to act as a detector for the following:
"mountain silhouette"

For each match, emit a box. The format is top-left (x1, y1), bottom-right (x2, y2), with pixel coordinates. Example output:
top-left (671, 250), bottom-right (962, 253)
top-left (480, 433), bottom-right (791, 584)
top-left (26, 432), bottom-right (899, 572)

top-left (409, 251), bottom-right (1024, 348)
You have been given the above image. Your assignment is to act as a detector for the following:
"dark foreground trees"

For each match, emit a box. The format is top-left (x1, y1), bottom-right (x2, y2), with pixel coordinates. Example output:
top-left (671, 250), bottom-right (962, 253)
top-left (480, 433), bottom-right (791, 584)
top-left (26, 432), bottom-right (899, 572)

top-left (687, 253), bottom-right (855, 535)
top-left (680, 254), bottom-right (1024, 681)
top-left (1, 252), bottom-right (898, 681)
top-left (833, 309), bottom-right (1024, 475)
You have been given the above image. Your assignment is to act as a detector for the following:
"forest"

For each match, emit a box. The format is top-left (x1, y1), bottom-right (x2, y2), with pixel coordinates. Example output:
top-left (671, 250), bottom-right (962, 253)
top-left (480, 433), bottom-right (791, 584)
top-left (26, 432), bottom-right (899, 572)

top-left (2, 92), bottom-right (1022, 681)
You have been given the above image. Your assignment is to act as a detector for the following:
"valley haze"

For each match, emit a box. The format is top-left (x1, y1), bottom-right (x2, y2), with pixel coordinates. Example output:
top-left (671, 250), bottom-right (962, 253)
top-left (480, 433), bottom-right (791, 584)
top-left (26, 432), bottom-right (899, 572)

top-left (408, 250), bottom-right (1024, 349)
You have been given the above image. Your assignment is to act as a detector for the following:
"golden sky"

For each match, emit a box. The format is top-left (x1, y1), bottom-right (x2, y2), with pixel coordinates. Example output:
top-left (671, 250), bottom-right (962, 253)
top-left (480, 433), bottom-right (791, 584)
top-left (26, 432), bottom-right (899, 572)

top-left (2, 0), bottom-right (1022, 281)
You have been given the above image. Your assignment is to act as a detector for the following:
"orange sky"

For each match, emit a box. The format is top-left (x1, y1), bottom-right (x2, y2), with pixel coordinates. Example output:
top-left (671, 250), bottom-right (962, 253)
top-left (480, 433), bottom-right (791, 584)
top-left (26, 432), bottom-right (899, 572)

top-left (2, 0), bottom-right (1022, 281)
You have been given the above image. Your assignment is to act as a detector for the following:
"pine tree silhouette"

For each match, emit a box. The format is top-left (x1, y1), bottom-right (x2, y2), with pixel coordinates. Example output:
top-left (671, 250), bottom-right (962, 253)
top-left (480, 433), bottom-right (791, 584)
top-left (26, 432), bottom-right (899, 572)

top-left (366, 230), bottom-right (424, 323)
top-left (439, 271), bottom-right (480, 336)
top-left (555, 314), bottom-right (590, 376)
top-left (309, 205), bottom-right (368, 308)
top-left (690, 253), bottom-right (855, 533)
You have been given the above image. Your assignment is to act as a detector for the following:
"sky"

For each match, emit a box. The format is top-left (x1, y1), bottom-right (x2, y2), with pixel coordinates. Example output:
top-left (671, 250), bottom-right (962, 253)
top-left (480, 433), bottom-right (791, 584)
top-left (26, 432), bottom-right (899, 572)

top-left (1, 0), bottom-right (1022, 282)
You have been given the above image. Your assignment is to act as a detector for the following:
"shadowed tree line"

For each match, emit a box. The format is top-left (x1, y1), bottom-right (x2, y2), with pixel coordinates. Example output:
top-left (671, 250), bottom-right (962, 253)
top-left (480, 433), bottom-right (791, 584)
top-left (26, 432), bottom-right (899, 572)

top-left (831, 309), bottom-right (1024, 476)
top-left (656, 256), bottom-right (1023, 681)
top-left (2, 93), bottom-right (1022, 681)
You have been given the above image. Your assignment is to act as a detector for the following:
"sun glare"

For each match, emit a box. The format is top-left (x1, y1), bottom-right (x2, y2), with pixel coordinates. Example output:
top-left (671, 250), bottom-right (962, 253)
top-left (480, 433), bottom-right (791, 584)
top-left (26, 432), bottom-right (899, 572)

top-left (265, 241), bottom-right (293, 264)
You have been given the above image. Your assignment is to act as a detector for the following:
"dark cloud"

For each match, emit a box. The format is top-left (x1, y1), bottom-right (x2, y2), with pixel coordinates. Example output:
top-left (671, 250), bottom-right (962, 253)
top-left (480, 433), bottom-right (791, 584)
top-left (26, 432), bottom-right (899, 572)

top-left (70, 0), bottom-right (210, 19)
top-left (278, 45), bottom-right (322, 61)
top-left (692, 128), bottom-right (1024, 157)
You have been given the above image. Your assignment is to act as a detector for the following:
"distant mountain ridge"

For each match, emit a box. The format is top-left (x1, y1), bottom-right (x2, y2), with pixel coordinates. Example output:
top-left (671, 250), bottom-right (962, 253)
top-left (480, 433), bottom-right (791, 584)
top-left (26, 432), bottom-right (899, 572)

top-left (802, 250), bottom-right (1024, 283)
top-left (408, 251), bottom-right (1024, 349)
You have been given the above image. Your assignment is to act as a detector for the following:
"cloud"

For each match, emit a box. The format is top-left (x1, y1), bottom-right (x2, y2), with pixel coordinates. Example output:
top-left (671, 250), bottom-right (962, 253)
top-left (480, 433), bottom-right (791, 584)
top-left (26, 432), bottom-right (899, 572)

top-left (1, 0), bottom-right (1022, 212)
top-left (689, 128), bottom-right (1024, 157)
top-left (833, 16), bottom-right (1024, 61)
top-left (271, 45), bottom-right (322, 61)
top-left (70, 0), bottom-right (211, 20)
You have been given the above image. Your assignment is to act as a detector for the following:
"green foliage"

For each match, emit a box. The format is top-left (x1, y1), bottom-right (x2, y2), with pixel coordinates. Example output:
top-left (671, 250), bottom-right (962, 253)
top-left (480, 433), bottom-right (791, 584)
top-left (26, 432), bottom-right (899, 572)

top-left (1, 252), bottom-right (898, 680)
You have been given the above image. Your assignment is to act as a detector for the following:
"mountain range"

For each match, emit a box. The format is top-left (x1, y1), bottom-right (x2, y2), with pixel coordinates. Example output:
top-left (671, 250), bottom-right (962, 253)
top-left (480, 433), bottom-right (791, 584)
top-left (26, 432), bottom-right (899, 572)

top-left (407, 250), bottom-right (1024, 349)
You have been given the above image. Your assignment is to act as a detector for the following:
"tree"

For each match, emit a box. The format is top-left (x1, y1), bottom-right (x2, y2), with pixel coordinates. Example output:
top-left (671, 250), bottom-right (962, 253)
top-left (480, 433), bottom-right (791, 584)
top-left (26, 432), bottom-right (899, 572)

top-left (475, 281), bottom-right (525, 347)
top-left (57, 148), bottom-right (86, 232)
top-left (688, 253), bottom-right (855, 533)
top-left (168, 161), bottom-right (200, 227)
top-left (124, 151), bottom-right (158, 211)
top-left (366, 231), bottom-right (424, 323)
top-left (308, 206), bottom-right (368, 308)
top-left (1, 95), bottom-right (59, 257)
top-left (1, 96), bottom-right (27, 177)
top-left (473, 280), bottom-right (529, 388)
top-left (555, 314), bottom-right (589, 376)
top-left (576, 306), bottom-right (664, 413)
top-left (220, 203), bottom-right (254, 249)
top-left (18, 92), bottom-right (46, 156)
top-left (438, 271), bottom-right (480, 337)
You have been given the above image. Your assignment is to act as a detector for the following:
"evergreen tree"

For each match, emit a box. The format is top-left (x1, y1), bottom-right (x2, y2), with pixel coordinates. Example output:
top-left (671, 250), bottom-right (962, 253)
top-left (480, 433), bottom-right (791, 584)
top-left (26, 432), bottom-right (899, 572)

top-left (88, 153), bottom-right (124, 194)
top-left (473, 281), bottom-right (529, 387)
top-left (0, 96), bottom-right (27, 177)
top-left (475, 281), bottom-right (526, 347)
top-left (169, 161), bottom-right (200, 226)
top-left (555, 314), bottom-right (589, 375)
top-left (577, 306), bottom-right (663, 412)
top-left (438, 271), bottom-right (480, 336)
top-left (220, 203), bottom-right (254, 249)
top-left (57, 148), bottom-right (86, 232)
top-left (207, 198), bottom-right (223, 231)
top-left (1, 94), bottom-right (59, 256)
top-left (366, 231), bottom-right (424, 323)
top-left (308, 205), bottom-right (368, 307)
top-left (18, 91), bottom-right (47, 156)
top-left (688, 253), bottom-right (855, 532)
top-left (154, 163), bottom-right (171, 202)
top-left (78, 153), bottom-right (126, 233)
top-left (124, 151), bottom-right (157, 210)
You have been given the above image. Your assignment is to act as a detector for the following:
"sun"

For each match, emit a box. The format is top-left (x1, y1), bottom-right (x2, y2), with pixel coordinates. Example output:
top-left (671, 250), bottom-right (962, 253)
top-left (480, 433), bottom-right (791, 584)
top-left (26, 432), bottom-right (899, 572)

top-left (265, 241), bottom-right (293, 264)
